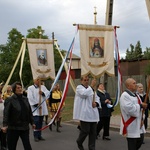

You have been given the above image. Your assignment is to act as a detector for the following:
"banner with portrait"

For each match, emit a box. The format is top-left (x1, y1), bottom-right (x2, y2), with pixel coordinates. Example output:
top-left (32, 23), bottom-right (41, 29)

top-left (78, 24), bottom-right (114, 77)
top-left (27, 38), bottom-right (55, 80)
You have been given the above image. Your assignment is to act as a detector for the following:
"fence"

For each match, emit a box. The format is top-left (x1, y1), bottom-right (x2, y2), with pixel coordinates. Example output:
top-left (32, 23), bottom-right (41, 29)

top-left (45, 75), bottom-right (147, 98)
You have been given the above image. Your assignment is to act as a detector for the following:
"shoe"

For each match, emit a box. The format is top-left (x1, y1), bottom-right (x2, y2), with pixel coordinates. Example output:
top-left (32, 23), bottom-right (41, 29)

top-left (77, 125), bottom-right (81, 130)
top-left (103, 136), bottom-right (111, 140)
top-left (56, 128), bottom-right (61, 133)
top-left (96, 134), bottom-right (100, 139)
top-left (39, 137), bottom-right (45, 141)
top-left (1, 147), bottom-right (7, 150)
top-left (49, 124), bottom-right (52, 131)
top-left (77, 141), bottom-right (84, 150)
top-left (53, 121), bottom-right (56, 126)
top-left (34, 137), bottom-right (39, 142)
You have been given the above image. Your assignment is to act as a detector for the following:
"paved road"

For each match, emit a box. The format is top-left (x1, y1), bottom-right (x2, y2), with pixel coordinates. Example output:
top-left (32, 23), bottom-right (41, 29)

top-left (16, 122), bottom-right (150, 150)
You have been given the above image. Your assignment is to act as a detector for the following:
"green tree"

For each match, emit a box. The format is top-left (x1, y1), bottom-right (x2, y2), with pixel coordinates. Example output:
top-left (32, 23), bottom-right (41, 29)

top-left (125, 41), bottom-right (143, 60)
top-left (0, 28), bottom-right (24, 85)
top-left (134, 41), bottom-right (143, 59)
top-left (143, 47), bottom-right (150, 59)
top-left (26, 26), bottom-right (48, 39)
top-left (126, 44), bottom-right (134, 60)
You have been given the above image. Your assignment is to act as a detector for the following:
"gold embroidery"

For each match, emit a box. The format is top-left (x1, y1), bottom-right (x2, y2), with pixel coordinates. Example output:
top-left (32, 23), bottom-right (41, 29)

top-left (36, 69), bottom-right (51, 73)
top-left (88, 62), bottom-right (107, 68)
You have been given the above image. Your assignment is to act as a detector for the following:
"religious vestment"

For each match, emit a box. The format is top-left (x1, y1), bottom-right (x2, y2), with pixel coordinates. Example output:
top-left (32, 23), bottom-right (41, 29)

top-left (73, 84), bottom-right (100, 122)
top-left (120, 90), bottom-right (145, 138)
top-left (27, 85), bottom-right (49, 116)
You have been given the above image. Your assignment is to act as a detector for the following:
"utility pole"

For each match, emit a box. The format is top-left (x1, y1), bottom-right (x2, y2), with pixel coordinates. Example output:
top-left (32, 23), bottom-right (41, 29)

top-left (104, 0), bottom-right (114, 90)
top-left (105, 0), bottom-right (114, 25)
top-left (145, 0), bottom-right (150, 20)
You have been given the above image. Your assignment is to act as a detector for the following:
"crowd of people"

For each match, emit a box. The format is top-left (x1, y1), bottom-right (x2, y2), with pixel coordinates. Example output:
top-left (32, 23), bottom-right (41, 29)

top-left (0, 78), bottom-right (64, 150)
top-left (0, 76), bottom-right (150, 150)
top-left (73, 76), bottom-right (150, 150)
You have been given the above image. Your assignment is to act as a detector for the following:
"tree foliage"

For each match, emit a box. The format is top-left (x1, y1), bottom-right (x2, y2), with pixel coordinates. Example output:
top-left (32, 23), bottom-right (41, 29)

top-left (125, 41), bottom-right (150, 61)
top-left (0, 28), bottom-right (23, 85)
top-left (126, 42), bottom-right (143, 60)
top-left (125, 41), bottom-right (150, 75)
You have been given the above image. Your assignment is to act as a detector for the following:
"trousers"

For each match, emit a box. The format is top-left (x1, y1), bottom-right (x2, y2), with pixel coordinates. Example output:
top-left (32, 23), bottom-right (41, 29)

top-left (126, 133), bottom-right (144, 150)
top-left (33, 116), bottom-right (44, 138)
top-left (7, 129), bottom-right (32, 150)
top-left (77, 121), bottom-right (97, 150)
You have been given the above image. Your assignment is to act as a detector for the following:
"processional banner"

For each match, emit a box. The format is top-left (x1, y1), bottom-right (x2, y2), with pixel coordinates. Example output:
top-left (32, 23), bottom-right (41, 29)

top-left (27, 38), bottom-right (55, 80)
top-left (146, 0), bottom-right (150, 19)
top-left (78, 24), bottom-right (114, 77)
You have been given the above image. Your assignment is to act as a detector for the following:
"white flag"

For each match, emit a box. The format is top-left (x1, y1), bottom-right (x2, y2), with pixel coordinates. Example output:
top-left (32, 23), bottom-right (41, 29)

top-left (78, 24), bottom-right (114, 77)
top-left (146, 0), bottom-right (150, 19)
top-left (27, 38), bottom-right (55, 80)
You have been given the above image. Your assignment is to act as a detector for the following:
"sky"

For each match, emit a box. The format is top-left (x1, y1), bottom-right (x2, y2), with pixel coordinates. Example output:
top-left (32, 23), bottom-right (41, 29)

top-left (0, 0), bottom-right (150, 58)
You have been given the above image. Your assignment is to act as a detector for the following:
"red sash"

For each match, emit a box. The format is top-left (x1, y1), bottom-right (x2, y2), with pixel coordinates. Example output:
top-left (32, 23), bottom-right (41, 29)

top-left (121, 94), bottom-right (141, 135)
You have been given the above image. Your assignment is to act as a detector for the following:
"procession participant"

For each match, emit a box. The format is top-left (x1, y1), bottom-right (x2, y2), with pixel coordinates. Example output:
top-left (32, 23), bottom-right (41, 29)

top-left (136, 83), bottom-right (150, 143)
top-left (56, 83), bottom-right (65, 128)
top-left (0, 90), bottom-right (7, 150)
top-left (2, 82), bottom-right (35, 150)
top-left (136, 83), bottom-right (150, 129)
top-left (120, 78), bottom-right (147, 150)
top-left (73, 76), bottom-right (100, 150)
top-left (27, 77), bottom-right (49, 142)
top-left (3, 85), bottom-right (13, 100)
top-left (48, 83), bottom-right (63, 132)
top-left (96, 83), bottom-right (113, 140)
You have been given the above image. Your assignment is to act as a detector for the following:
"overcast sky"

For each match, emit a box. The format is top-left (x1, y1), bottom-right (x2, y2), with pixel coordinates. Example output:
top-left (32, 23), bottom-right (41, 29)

top-left (0, 0), bottom-right (150, 58)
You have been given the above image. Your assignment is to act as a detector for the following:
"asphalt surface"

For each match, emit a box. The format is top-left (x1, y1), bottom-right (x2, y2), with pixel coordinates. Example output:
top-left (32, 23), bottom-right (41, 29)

top-left (15, 121), bottom-right (150, 150)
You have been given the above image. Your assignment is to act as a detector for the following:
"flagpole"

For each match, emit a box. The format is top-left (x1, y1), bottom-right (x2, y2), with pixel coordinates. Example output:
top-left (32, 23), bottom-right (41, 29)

top-left (39, 31), bottom-right (42, 116)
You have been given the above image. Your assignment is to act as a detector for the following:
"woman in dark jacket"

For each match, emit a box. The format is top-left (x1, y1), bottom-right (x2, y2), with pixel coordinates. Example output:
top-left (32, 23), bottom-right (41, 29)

top-left (2, 82), bottom-right (35, 150)
top-left (96, 83), bottom-right (113, 140)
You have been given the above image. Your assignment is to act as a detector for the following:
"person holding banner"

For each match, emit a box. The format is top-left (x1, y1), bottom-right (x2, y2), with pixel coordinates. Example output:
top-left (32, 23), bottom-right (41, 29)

top-left (73, 76), bottom-right (100, 150)
top-left (27, 77), bottom-right (49, 142)
top-left (120, 78), bottom-right (147, 150)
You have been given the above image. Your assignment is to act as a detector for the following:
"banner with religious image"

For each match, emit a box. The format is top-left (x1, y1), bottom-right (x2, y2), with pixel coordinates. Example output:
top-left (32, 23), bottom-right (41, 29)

top-left (78, 24), bottom-right (114, 77)
top-left (146, 0), bottom-right (150, 19)
top-left (27, 38), bottom-right (55, 80)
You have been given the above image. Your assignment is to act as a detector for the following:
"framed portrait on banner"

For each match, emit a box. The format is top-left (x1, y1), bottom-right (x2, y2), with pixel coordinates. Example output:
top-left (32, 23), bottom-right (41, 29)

top-left (89, 37), bottom-right (104, 58)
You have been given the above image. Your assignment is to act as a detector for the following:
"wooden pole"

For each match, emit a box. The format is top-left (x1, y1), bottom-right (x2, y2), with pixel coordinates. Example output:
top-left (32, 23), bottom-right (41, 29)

top-left (39, 79), bottom-right (42, 116)
top-left (140, 77), bottom-right (150, 127)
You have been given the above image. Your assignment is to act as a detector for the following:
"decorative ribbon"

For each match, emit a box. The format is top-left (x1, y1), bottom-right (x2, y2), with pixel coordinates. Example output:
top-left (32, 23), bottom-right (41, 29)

top-left (54, 40), bottom-right (76, 93)
top-left (113, 26), bottom-right (122, 107)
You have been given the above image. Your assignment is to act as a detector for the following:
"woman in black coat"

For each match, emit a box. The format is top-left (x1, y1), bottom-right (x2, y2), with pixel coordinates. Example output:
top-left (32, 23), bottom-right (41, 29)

top-left (96, 83), bottom-right (113, 140)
